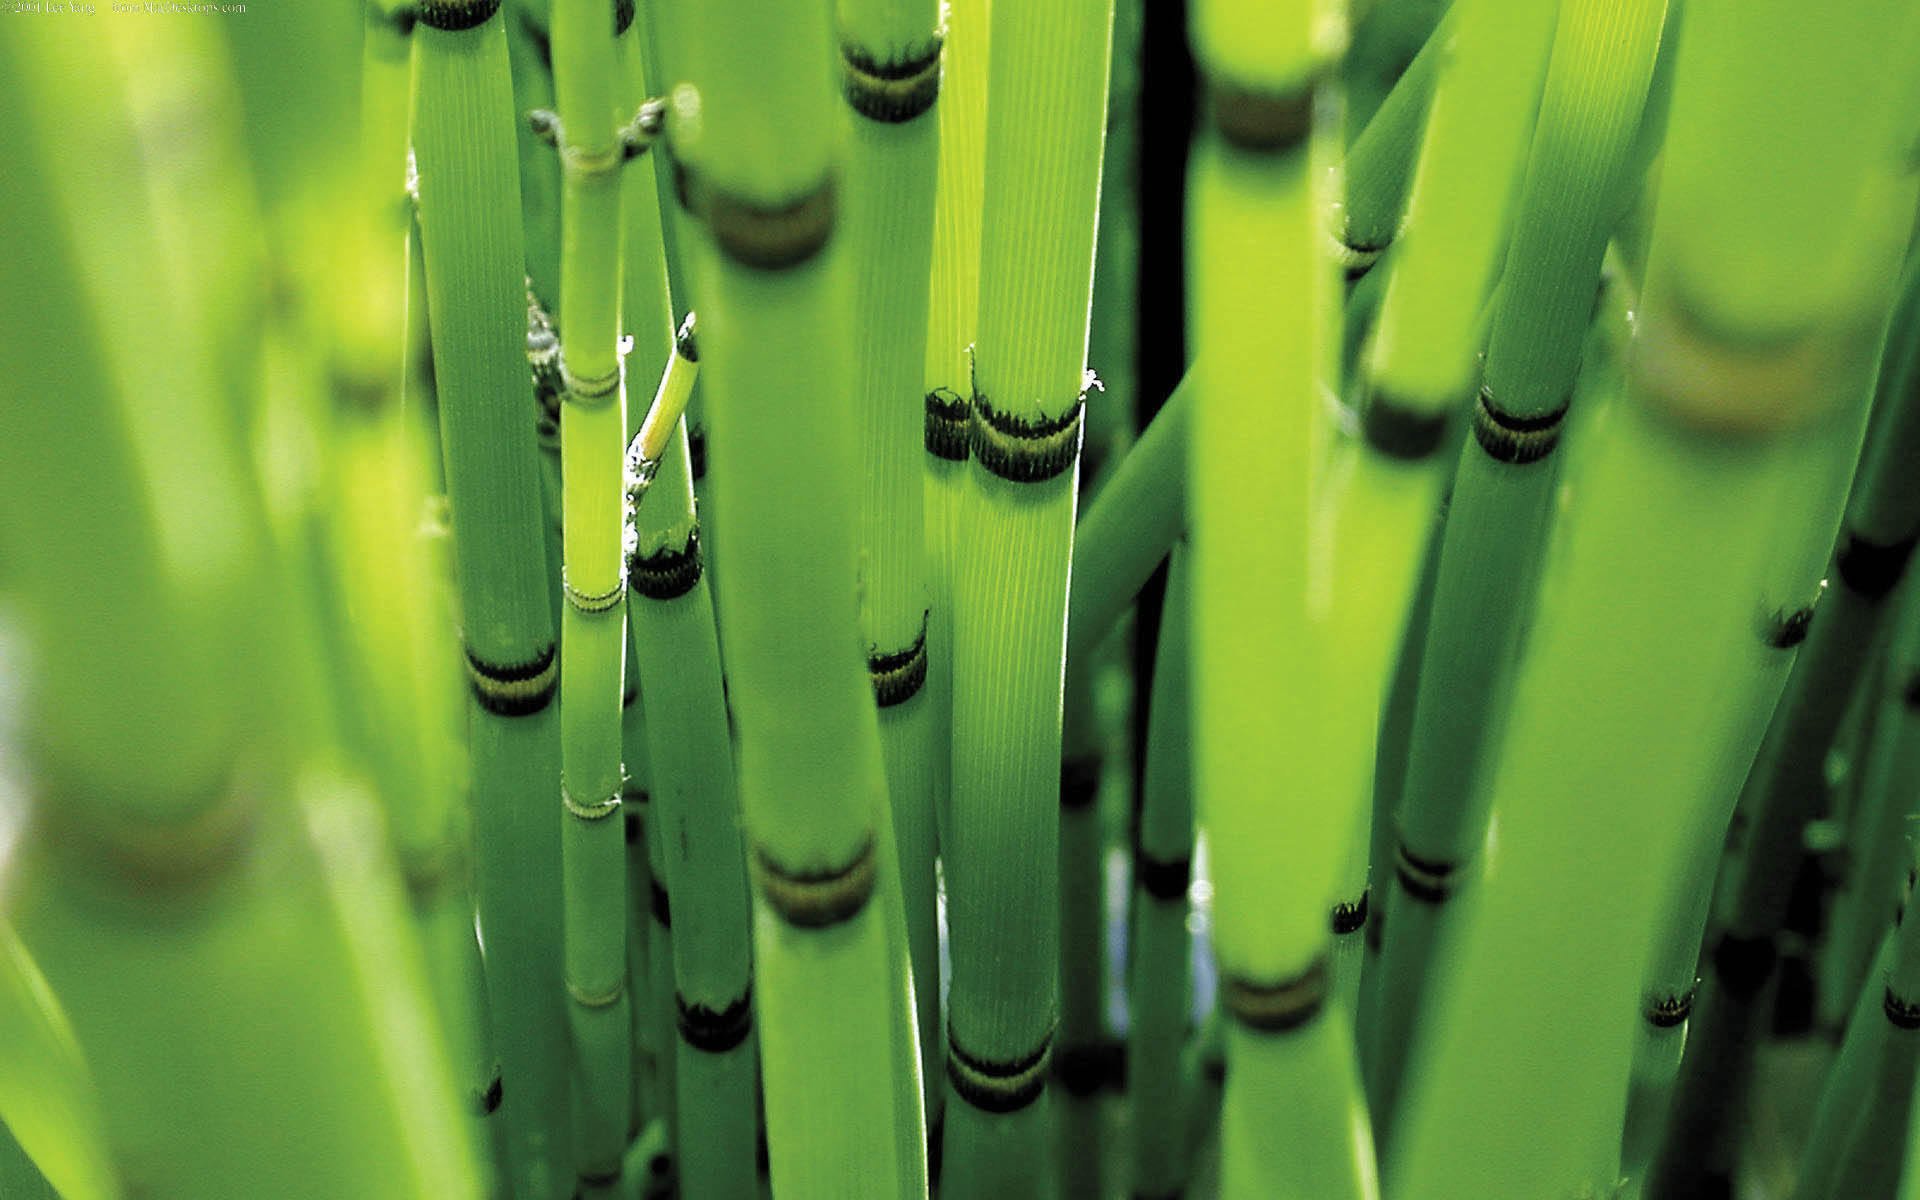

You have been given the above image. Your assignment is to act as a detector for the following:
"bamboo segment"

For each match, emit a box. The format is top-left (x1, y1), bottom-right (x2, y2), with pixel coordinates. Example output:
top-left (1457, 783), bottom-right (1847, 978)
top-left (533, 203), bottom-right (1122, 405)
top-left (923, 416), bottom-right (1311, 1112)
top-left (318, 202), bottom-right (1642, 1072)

top-left (411, 5), bottom-right (572, 1191)
top-left (0, 928), bottom-right (118, 1200)
top-left (841, 0), bottom-right (947, 1133)
top-left (673, 0), bottom-right (929, 1190)
top-left (1336, 1), bottom-right (1453, 283)
top-left (1367, 0), bottom-right (1667, 1142)
top-left (1129, 545), bottom-right (1197, 1200)
top-left (942, 0), bottom-right (1114, 1185)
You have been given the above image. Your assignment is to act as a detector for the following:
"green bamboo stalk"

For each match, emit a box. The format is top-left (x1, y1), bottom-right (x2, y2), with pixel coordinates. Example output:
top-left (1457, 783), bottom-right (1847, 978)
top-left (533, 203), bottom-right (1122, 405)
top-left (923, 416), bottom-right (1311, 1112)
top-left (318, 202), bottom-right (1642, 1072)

top-left (1366, 0), bottom-right (1666, 1144)
top-left (1187, 0), bottom-right (1380, 1194)
top-left (1336, 1), bottom-right (1453, 283)
top-left (841, 0), bottom-right (947, 1136)
top-left (1129, 544), bottom-right (1196, 1200)
top-left (1056, 681), bottom-right (1110, 1200)
top-left (0, 1122), bottom-right (60, 1200)
top-left (1064, 377), bottom-right (1192, 671)
top-left (0, 927), bottom-right (118, 1200)
top-left (922, 0), bottom-right (993, 864)
top-left (549, 0), bottom-right (639, 1186)
top-left (1340, 0), bottom-right (1448, 139)
top-left (673, 0), bottom-right (930, 1189)
top-left (941, 0), bottom-right (1114, 1185)
top-left (511, 0), bottom-right (564, 320)
top-left (411, 4), bottom-right (571, 1190)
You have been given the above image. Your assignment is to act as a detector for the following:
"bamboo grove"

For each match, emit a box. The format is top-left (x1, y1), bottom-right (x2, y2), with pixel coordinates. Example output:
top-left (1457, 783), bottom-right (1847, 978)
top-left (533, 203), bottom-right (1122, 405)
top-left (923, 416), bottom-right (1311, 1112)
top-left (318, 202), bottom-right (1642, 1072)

top-left (10, 0), bottom-right (1920, 1197)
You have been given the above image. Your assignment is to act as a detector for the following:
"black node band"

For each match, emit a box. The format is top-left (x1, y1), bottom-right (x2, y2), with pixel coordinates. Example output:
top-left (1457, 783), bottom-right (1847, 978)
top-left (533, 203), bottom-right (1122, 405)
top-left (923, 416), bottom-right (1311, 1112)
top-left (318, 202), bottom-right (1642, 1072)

top-left (971, 392), bottom-right (1084, 484)
top-left (925, 388), bottom-right (971, 461)
top-left (1136, 849), bottom-right (1191, 902)
top-left (1646, 986), bottom-right (1696, 1028)
top-left (1472, 385), bottom-right (1567, 466)
top-left (630, 529), bottom-right (703, 600)
top-left (649, 877), bottom-right (671, 929)
top-left (1904, 670), bottom-right (1920, 710)
top-left (1886, 986), bottom-right (1920, 1030)
top-left (947, 1027), bottom-right (1054, 1114)
top-left (688, 426), bottom-right (708, 480)
top-left (1060, 757), bottom-right (1100, 811)
top-left (1211, 79), bottom-right (1312, 153)
top-left (928, 1110), bottom-right (945, 1185)
top-left (579, 1165), bottom-right (623, 1188)
top-left (466, 643), bottom-right (559, 716)
top-left (842, 38), bottom-right (944, 124)
top-left (1055, 1040), bottom-right (1122, 1097)
top-left (1836, 531), bottom-right (1917, 600)
top-left (1363, 393), bottom-right (1449, 462)
top-left (754, 837), bottom-right (877, 929)
top-left (612, 0), bottom-right (632, 35)
top-left (677, 989), bottom-right (754, 1053)
top-left (1395, 842), bottom-right (1459, 905)
top-left (1222, 956), bottom-right (1329, 1034)
top-left (707, 176), bottom-right (836, 271)
top-left (1711, 932), bottom-right (1776, 997)
top-left (869, 617), bottom-right (929, 708)
top-left (480, 1072), bottom-right (504, 1115)
top-left (416, 0), bottom-right (498, 31)
top-left (1331, 889), bottom-right (1369, 936)
top-left (1763, 605), bottom-right (1814, 649)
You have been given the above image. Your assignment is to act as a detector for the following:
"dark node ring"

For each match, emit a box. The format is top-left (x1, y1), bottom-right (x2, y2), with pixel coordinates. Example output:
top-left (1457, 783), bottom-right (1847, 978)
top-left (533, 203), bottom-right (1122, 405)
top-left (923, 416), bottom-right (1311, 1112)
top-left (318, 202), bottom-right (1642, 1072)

top-left (1645, 985), bottom-right (1696, 1028)
top-left (1365, 905), bottom-right (1385, 953)
top-left (623, 805), bottom-right (643, 844)
top-left (948, 1026), bottom-right (1054, 1114)
top-left (1394, 841), bottom-right (1458, 905)
top-left (372, 0), bottom-right (417, 35)
top-left (579, 1165), bottom-right (623, 1188)
top-left (612, 0), bottom-right (633, 36)
top-left (676, 989), bottom-right (754, 1053)
top-left (1886, 985), bottom-right (1920, 1030)
top-left (971, 392), bottom-right (1085, 484)
top-left (927, 1110), bottom-right (946, 1185)
top-left (754, 836), bottom-right (878, 928)
top-left (1055, 1039), bottom-right (1121, 1097)
top-left (1836, 530), bottom-right (1918, 601)
top-left (416, 0), bottom-right (498, 31)
top-left (562, 570), bottom-right (626, 614)
top-left (479, 1071), bottom-right (504, 1116)
top-left (1211, 77), bottom-right (1313, 154)
top-left (562, 359), bottom-right (622, 407)
top-left (842, 36), bottom-right (944, 124)
top-left (1331, 889), bottom-right (1369, 936)
top-left (688, 425), bottom-right (708, 480)
top-left (1762, 603), bottom-right (1814, 650)
top-left (630, 528), bottom-right (703, 600)
top-left (1222, 955), bottom-right (1329, 1034)
top-left (1904, 670), bottom-right (1920, 710)
top-left (1059, 756), bottom-right (1100, 811)
top-left (466, 642), bottom-right (559, 716)
top-left (925, 387), bottom-right (972, 462)
top-left (1710, 931), bottom-right (1776, 997)
top-left (674, 313), bottom-right (699, 363)
top-left (1136, 849), bottom-right (1192, 902)
top-left (868, 614), bottom-right (930, 708)
top-left (1472, 384), bottom-right (1568, 466)
top-left (706, 175), bottom-right (836, 271)
top-left (649, 876), bottom-right (672, 929)
top-left (1363, 392), bottom-right (1449, 462)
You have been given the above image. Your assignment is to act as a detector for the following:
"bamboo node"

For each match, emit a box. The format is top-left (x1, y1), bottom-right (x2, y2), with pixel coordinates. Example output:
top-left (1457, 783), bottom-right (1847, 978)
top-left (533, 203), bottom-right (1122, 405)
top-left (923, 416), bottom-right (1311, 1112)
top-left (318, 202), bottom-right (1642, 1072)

top-left (1394, 840), bottom-right (1460, 905)
top-left (560, 355), bottom-right (621, 408)
top-left (1472, 384), bottom-right (1568, 466)
top-left (629, 528), bottom-right (703, 600)
top-left (562, 570), bottom-right (626, 614)
top-left (1645, 985), bottom-right (1697, 1029)
top-left (465, 642), bottom-right (559, 716)
top-left (1060, 757), bottom-right (1099, 811)
top-left (1136, 848), bottom-right (1192, 903)
top-left (612, 0), bottom-right (632, 36)
top-left (1709, 932), bottom-right (1776, 998)
top-left (415, 0), bottom-right (498, 32)
top-left (702, 175), bottom-right (837, 271)
top-left (1760, 601), bottom-right (1816, 650)
top-left (947, 1026), bottom-right (1055, 1114)
top-left (868, 614), bottom-right (929, 708)
top-left (478, 1071), bottom-right (503, 1116)
top-left (1221, 956), bottom-right (1329, 1034)
top-left (562, 781), bottom-right (622, 822)
top-left (673, 310), bottom-right (699, 363)
top-left (1835, 530), bottom-right (1918, 601)
top-left (970, 391), bottom-right (1085, 484)
top-left (649, 876), bottom-right (670, 929)
top-left (1885, 985), bottom-right (1920, 1030)
top-left (752, 836), bottom-right (878, 929)
top-left (924, 388), bottom-right (971, 462)
top-left (1362, 389), bottom-right (1450, 462)
top-left (840, 36), bottom-right (944, 125)
top-left (1209, 77), bottom-right (1314, 154)
top-left (566, 976), bottom-right (626, 1008)
top-left (617, 99), bottom-right (669, 162)
top-left (1331, 889), bottom-right (1369, 936)
top-left (675, 989), bottom-right (754, 1054)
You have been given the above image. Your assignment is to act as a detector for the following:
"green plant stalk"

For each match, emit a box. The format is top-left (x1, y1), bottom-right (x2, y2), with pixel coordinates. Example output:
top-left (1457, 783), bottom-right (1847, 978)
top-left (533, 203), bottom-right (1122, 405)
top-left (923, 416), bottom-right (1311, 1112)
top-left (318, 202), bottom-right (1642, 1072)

top-left (1363, 0), bottom-right (1557, 418)
top-left (942, 0), bottom-right (1112, 1184)
top-left (1056, 682), bottom-right (1109, 1200)
top-left (1129, 544), bottom-right (1196, 1200)
top-left (841, 0), bottom-right (947, 1133)
top-left (411, 5), bottom-right (571, 1190)
top-left (0, 1122), bottom-right (60, 1200)
top-left (1337, 0), bottom-right (1454, 280)
top-left (642, 798), bottom-right (680, 1167)
top-left (551, 0), bottom-right (636, 1182)
top-left (923, 0), bottom-right (993, 861)
top-left (0, 928), bottom-right (118, 1200)
top-left (1187, 0), bottom-right (1379, 1194)
top-left (1063, 376), bottom-right (1192, 670)
top-left (511, 0), bottom-right (564, 321)
top-left (1340, 0), bottom-right (1447, 141)
top-left (676, 0), bottom-right (930, 1188)
top-left (1366, 0), bottom-right (1667, 1144)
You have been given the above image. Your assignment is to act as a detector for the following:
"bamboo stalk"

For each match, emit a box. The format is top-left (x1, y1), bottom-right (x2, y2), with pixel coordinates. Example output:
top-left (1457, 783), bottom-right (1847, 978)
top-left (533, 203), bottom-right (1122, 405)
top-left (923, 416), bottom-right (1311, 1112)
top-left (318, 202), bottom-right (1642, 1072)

top-left (410, 4), bottom-right (572, 1189)
top-left (0, 928), bottom-right (118, 1200)
top-left (941, 0), bottom-right (1114, 1184)
top-left (673, 0), bottom-right (930, 1190)
top-left (1336, 1), bottom-right (1453, 284)
top-left (1129, 544), bottom-right (1196, 1200)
